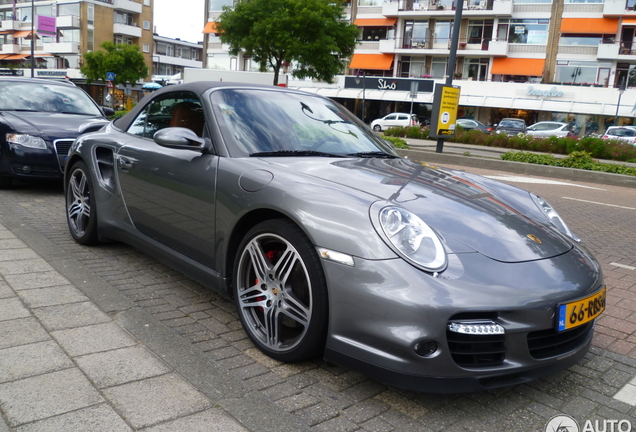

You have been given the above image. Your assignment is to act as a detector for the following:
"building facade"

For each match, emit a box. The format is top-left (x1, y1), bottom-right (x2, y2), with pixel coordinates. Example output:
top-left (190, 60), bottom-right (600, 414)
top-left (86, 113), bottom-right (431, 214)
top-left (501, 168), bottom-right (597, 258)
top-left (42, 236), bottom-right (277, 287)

top-left (151, 34), bottom-right (203, 85)
top-left (202, 0), bottom-right (636, 134)
top-left (0, 0), bottom-right (155, 105)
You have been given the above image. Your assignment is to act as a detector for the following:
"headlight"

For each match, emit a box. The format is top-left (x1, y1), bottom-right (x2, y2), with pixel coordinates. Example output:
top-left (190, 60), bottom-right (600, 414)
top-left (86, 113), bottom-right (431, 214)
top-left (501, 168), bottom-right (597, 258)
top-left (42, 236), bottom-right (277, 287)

top-left (6, 133), bottom-right (47, 150)
top-left (531, 193), bottom-right (580, 242)
top-left (376, 205), bottom-right (447, 272)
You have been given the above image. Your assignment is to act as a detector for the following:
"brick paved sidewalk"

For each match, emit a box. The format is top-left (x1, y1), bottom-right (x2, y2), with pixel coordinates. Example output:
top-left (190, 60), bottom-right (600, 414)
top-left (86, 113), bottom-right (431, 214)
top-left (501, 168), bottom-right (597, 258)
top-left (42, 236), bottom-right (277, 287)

top-left (0, 221), bottom-right (248, 432)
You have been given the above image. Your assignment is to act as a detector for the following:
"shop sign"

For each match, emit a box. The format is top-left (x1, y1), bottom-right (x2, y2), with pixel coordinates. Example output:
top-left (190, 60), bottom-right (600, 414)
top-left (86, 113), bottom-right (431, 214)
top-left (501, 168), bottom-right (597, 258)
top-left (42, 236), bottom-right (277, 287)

top-left (527, 85), bottom-right (563, 99)
top-left (0, 69), bottom-right (24, 76)
top-left (344, 76), bottom-right (434, 93)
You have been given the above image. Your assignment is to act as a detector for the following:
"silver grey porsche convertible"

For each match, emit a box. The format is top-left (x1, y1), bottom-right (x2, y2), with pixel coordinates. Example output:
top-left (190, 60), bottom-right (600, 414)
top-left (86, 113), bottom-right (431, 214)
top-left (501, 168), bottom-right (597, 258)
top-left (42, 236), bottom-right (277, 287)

top-left (65, 82), bottom-right (605, 393)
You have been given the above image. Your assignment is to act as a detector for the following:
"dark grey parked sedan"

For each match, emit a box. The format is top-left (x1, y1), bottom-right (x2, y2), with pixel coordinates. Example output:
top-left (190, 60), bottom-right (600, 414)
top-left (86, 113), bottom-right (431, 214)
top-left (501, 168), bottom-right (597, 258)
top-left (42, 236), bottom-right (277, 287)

top-left (0, 77), bottom-right (111, 188)
top-left (65, 82), bottom-right (604, 393)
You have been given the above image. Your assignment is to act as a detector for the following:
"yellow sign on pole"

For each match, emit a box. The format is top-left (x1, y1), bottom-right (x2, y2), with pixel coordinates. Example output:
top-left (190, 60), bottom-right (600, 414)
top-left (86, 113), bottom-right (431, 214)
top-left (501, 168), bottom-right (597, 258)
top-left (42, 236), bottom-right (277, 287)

top-left (430, 84), bottom-right (461, 138)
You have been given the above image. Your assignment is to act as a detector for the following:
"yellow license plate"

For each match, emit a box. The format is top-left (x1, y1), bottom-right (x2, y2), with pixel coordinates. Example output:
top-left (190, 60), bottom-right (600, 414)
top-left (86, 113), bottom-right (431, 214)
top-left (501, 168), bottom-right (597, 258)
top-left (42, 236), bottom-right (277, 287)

top-left (557, 287), bottom-right (606, 332)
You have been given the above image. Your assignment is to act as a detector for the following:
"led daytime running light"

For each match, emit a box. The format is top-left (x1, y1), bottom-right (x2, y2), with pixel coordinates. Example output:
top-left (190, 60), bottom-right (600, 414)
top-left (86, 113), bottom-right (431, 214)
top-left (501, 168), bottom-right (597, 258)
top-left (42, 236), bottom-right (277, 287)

top-left (448, 321), bottom-right (505, 335)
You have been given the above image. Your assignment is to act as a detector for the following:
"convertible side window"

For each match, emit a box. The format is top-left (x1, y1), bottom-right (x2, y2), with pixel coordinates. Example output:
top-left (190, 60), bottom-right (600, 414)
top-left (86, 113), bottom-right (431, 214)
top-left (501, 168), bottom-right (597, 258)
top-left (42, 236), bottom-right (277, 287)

top-left (126, 92), bottom-right (207, 139)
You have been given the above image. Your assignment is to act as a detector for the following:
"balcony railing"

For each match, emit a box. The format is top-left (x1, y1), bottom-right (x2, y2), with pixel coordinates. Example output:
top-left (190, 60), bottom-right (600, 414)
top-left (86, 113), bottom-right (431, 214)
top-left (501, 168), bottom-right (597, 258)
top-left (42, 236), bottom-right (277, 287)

top-left (385, 0), bottom-right (494, 12)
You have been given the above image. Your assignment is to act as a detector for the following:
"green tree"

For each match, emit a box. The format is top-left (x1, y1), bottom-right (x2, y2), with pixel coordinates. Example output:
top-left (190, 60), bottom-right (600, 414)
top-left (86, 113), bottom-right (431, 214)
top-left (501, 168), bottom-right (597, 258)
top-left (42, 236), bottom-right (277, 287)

top-left (216, 0), bottom-right (358, 85)
top-left (80, 41), bottom-right (149, 86)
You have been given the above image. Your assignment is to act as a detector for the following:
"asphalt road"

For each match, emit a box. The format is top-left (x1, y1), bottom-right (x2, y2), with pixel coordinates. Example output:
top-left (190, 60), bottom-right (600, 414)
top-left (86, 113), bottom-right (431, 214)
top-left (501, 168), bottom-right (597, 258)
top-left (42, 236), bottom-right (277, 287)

top-left (1, 158), bottom-right (635, 432)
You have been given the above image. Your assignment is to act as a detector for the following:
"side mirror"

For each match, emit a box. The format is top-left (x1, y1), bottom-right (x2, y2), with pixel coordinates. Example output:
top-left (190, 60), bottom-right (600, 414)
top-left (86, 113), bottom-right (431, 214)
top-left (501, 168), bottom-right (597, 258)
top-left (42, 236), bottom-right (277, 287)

top-left (101, 107), bottom-right (116, 117)
top-left (154, 127), bottom-right (212, 153)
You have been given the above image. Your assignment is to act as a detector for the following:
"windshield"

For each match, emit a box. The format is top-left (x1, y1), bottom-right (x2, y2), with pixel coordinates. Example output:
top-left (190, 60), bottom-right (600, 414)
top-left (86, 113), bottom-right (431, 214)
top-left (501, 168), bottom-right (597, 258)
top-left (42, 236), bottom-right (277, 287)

top-left (499, 119), bottom-right (525, 128)
top-left (609, 128), bottom-right (635, 137)
top-left (209, 88), bottom-right (396, 157)
top-left (0, 81), bottom-right (103, 115)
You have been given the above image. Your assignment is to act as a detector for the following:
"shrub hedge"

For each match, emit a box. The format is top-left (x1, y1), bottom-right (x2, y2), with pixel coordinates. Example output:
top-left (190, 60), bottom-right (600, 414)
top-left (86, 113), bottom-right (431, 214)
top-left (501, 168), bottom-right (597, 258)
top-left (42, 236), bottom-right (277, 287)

top-left (382, 126), bottom-right (636, 162)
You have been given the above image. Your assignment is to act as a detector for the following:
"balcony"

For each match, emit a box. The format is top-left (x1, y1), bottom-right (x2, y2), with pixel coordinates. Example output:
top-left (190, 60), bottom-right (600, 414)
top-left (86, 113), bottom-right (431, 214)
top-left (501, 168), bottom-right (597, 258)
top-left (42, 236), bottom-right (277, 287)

top-left (113, 0), bottom-right (142, 14)
top-left (0, 20), bottom-right (21, 32)
top-left (56, 15), bottom-right (80, 29)
top-left (113, 22), bottom-right (141, 38)
top-left (0, 44), bottom-right (21, 55)
top-left (383, 0), bottom-right (512, 14)
top-left (390, 37), bottom-right (508, 56)
top-left (42, 42), bottom-right (80, 54)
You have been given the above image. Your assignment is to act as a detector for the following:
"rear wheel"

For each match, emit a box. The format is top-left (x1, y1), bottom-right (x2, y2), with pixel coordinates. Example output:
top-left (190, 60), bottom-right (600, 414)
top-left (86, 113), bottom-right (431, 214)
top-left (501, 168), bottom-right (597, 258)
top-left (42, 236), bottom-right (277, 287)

top-left (233, 219), bottom-right (328, 362)
top-left (66, 161), bottom-right (99, 245)
top-left (373, 125), bottom-right (382, 132)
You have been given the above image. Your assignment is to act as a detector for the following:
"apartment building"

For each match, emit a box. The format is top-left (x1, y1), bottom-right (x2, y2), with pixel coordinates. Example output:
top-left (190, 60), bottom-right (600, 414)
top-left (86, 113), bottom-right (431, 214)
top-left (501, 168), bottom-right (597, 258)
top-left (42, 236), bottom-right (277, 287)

top-left (202, 0), bottom-right (636, 135)
top-left (151, 34), bottom-right (203, 84)
top-left (0, 0), bottom-right (154, 105)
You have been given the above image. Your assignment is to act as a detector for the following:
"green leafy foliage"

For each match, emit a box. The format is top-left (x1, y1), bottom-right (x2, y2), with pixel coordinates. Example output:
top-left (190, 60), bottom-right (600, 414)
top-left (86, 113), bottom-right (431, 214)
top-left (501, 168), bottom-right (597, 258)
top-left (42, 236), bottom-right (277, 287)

top-left (501, 151), bottom-right (636, 177)
top-left (382, 136), bottom-right (409, 149)
top-left (216, 0), bottom-right (358, 85)
top-left (80, 42), bottom-right (149, 86)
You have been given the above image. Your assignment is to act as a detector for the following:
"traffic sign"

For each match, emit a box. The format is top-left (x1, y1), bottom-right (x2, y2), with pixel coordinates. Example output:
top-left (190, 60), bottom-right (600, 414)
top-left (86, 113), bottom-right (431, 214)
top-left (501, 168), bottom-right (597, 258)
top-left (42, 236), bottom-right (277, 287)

top-left (106, 81), bottom-right (114, 88)
top-left (106, 72), bottom-right (116, 81)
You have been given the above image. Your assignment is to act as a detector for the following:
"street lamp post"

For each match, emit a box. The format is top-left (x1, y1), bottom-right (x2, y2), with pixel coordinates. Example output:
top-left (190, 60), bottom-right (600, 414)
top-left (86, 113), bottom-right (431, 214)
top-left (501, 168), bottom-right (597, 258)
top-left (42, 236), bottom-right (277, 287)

top-left (355, 69), bottom-right (366, 123)
top-left (615, 80), bottom-right (626, 126)
top-left (30, 0), bottom-right (35, 77)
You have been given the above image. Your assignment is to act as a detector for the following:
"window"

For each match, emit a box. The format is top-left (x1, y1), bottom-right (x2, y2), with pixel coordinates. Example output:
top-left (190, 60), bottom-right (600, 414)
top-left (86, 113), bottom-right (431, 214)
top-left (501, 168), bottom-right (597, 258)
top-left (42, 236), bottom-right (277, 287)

top-left (359, 0), bottom-right (384, 5)
top-left (431, 57), bottom-right (448, 78)
top-left (467, 20), bottom-right (493, 44)
top-left (403, 20), bottom-right (429, 48)
top-left (560, 34), bottom-right (602, 45)
top-left (144, 0), bottom-right (151, 5)
top-left (434, 21), bottom-right (453, 45)
top-left (143, 43), bottom-right (150, 53)
top-left (504, 19), bottom-right (550, 44)
top-left (143, 20), bottom-right (150, 30)
top-left (127, 92), bottom-right (206, 139)
top-left (555, 60), bottom-right (610, 85)
top-left (209, 0), bottom-right (233, 11)
top-left (400, 56), bottom-right (428, 77)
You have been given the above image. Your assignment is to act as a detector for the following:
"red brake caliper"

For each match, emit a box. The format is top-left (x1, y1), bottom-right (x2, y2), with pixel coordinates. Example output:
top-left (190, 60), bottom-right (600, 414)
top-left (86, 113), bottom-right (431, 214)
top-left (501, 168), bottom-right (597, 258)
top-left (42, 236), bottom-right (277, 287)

top-left (255, 250), bottom-right (277, 312)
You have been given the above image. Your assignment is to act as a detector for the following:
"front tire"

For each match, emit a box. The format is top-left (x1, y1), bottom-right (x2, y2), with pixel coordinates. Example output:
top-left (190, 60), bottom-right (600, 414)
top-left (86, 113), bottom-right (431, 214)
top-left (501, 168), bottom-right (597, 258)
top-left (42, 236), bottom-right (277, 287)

top-left (233, 219), bottom-right (328, 362)
top-left (373, 124), bottom-right (382, 132)
top-left (66, 161), bottom-right (99, 245)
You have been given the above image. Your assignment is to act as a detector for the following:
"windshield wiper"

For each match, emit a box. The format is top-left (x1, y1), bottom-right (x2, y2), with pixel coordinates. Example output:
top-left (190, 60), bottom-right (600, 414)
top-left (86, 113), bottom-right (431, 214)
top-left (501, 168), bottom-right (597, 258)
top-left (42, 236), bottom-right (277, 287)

top-left (250, 150), bottom-right (347, 158)
top-left (346, 151), bottom-right (399, 158)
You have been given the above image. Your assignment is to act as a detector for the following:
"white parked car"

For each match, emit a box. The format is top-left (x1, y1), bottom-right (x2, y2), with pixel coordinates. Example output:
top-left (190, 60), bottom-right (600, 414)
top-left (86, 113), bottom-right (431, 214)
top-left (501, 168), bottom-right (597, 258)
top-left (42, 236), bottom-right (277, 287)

top-left (602, 126), bottom-right (636, 145)
top-left (526, 121), bottom-right (573, 138)
top-left (371, 113), bottom-right (419, 132)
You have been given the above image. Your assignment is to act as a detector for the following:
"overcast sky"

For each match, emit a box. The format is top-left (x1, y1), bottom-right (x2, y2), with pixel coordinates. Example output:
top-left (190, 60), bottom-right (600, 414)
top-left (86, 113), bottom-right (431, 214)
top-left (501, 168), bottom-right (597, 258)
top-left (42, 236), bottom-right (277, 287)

top-left (153, 0), bottom-right (206, 44)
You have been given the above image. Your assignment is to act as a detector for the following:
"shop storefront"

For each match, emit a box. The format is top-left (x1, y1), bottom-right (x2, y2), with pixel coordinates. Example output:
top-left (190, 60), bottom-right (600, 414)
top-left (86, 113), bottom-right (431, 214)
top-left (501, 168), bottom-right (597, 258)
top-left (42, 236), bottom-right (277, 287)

top-left (293, 77), bottom-right (636, 136)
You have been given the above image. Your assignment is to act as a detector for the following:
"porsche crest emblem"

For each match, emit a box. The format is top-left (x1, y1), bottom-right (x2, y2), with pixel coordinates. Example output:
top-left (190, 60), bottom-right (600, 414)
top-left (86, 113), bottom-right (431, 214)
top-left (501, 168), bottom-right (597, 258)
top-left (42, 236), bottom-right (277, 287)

top-left (527, 234), bottom-right (542, 244)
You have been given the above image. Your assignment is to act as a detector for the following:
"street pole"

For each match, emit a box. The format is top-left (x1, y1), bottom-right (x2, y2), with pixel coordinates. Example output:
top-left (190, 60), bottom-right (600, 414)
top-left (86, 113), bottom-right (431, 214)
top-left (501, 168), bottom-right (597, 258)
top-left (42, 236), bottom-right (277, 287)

top-left (30, 0), bottom-right (34, 77)
top-left (436, 0), bottom-right (463, 153)
top-left (615, 79), bottom-right (626, 126)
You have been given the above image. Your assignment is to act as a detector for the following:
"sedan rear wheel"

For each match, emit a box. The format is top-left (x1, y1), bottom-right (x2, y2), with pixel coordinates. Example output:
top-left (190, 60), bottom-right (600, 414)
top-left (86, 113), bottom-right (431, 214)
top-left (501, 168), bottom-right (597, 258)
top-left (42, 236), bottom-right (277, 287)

top-left (233, 219), bottom-right (328, 362)
top-left (373, 124), bottom-right (382, 132)
top-left (66, 161), bottom-right (98, 245)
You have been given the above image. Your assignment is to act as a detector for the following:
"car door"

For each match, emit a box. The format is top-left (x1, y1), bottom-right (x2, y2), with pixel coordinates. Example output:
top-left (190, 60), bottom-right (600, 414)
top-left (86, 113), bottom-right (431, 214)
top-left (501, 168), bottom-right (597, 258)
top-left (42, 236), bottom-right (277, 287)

top-left (116, 91), bottom-right (219, 267)
top-left (396, 114), bottom-right (410, 127)
top-left (382, 114), bottom-right (398, 128)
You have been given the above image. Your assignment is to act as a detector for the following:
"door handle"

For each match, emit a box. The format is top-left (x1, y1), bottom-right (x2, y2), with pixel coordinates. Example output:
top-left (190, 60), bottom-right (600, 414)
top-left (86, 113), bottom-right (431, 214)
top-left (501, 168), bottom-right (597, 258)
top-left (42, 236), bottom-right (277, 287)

top-left (117, 156), bottom-right (134, 170)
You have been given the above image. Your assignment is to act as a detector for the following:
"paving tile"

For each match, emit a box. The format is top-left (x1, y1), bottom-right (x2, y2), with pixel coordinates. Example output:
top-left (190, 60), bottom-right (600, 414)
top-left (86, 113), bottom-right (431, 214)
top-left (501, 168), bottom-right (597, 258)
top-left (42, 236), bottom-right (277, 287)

top-left (0, 297), bottom-right (31, 322)
top-left (0, 341), bottom-right (73, 383)
top-left (0, 317), bottom-right (49, 350)
top-left (17, 285), bottom-right (89, 308)
top-left (76, 345), bottom-right (171, 388)
top-left (14, 404), bottom-right (132, 432)
top-left (102, 373), bottom-right (213, 429)
top-left (32, 301), bottom-right (111, 331)
top-left (0, 258), bottom-right (55, 276)
top-left (138, 408), bottom-right (249, 432)
top-left (0, 281), bottom-right (13, 299)
top-left (52, 322), bottom-right (138, 357)
top-left (0, 369), bottom-right (104, 427)
top-left (0, 248), bottom-right (38, 262)
top-left (4, 271), bottom-right (70, 291)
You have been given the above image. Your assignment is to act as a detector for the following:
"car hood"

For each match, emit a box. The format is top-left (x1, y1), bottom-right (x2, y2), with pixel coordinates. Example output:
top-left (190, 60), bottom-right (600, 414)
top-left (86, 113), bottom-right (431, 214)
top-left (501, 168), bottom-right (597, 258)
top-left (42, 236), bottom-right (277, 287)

top-left (0, 111), bottom-right (108, 140)
top-left (264, 157), bottom-right (572, 263)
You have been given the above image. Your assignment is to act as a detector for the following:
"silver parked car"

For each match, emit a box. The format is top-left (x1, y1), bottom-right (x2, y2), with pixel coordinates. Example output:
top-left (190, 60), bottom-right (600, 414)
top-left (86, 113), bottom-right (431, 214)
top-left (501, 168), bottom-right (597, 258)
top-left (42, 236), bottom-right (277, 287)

top-left (526, 121), bottom-right (573, 138)
top-left (65, 82), bottom-right (604, 393)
